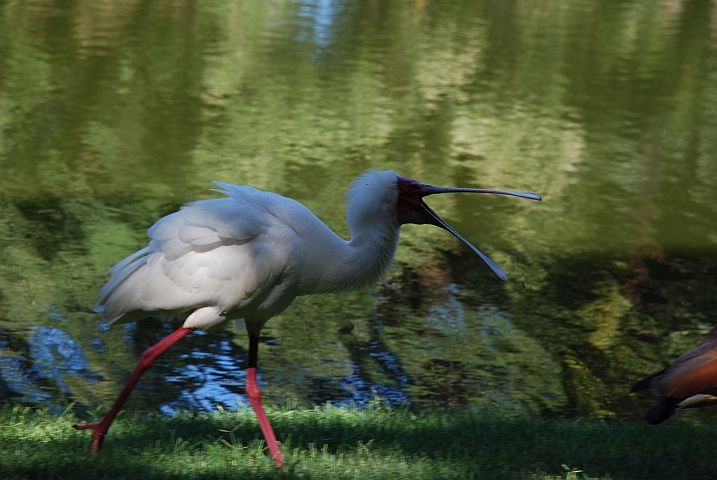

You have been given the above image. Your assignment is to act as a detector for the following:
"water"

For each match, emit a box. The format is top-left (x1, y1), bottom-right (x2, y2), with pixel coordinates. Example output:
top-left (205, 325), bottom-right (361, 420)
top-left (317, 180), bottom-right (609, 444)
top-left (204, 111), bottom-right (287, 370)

top-left (1, 0), bottom-right (716, 421)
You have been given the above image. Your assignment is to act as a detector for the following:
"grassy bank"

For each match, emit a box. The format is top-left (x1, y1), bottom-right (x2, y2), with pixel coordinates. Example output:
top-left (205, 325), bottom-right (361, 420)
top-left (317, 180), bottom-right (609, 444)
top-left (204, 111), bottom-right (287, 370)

top-left (1, 404), bottom-right (715, 479)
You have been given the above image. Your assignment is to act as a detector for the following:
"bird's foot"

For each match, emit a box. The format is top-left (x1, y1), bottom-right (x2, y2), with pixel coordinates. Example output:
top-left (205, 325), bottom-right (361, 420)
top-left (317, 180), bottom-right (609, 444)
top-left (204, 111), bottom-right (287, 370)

top-left (272, 450), bottom-right (285, 468)
top-left (73, 422), bottom-right (106, 453)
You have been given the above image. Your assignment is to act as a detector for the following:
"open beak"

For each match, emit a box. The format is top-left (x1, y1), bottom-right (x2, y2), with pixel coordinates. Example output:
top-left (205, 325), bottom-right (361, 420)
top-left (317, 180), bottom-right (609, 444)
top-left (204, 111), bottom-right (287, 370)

top-left (397, 177), bottom-right (542, 282)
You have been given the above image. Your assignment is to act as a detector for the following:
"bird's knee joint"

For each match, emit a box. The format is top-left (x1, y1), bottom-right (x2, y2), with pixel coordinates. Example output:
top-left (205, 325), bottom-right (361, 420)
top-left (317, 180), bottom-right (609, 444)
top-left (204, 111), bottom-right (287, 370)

top-left (246, 382), bottom-right (262, 402)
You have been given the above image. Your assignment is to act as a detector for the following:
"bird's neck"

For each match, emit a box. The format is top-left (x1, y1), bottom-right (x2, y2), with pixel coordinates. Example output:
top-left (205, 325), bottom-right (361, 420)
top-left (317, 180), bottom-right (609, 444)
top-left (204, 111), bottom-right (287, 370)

top-left (297, 221), bottom-right (401, 295)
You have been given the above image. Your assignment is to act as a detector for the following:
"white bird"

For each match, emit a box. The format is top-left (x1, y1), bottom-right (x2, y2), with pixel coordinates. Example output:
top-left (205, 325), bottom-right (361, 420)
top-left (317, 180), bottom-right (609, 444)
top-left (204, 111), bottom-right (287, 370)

top-left (74, 169), bottom-right (541, 466)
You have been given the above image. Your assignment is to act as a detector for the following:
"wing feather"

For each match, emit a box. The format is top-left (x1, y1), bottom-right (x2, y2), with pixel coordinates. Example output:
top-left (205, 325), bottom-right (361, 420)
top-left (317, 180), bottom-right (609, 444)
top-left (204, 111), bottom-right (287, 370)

top-left (177, 225), bottom-right (222, 246)
top-left (97, 184), bottom-right (305, 326)
top-left (662, 357), bottom-right (717, 398)
top-left (654, 340), bottom-right (717, 397)
top-left (109, 247), bottom-right (150, 276)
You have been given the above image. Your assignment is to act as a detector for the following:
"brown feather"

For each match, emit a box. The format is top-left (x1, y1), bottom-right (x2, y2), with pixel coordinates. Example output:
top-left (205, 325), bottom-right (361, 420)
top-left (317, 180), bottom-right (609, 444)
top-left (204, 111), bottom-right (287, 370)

top-left (632, 324), bottom-right (717, 423)
top-left (659, 356), bottom-right (717, 398)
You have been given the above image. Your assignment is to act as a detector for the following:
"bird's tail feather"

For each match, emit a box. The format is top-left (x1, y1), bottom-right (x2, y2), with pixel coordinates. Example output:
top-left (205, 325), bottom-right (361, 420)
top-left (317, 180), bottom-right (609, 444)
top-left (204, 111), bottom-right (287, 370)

top-left (642, 396), bottom-right (681, 425)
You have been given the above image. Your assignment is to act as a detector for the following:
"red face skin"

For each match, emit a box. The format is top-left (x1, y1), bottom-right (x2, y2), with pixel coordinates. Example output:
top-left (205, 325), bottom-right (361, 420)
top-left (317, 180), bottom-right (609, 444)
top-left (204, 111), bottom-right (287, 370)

top-left (396, 177), bottom-right (440, 226)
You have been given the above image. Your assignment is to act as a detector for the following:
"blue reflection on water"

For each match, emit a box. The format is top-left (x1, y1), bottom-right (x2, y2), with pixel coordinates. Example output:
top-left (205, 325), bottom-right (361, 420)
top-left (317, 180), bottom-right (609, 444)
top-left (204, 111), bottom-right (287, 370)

top-left (426, 284), bottom-right (467, 335)
top-left (370, 351), bottom-right (410, 384)
top-left (159, 339), bottom-right (248, 414)
top-left (0, 351), bottom-right (53, 403)
top-left (31, 327), bottom-right (102, 386)
top-left (0, 324), bottom-right (102, 404)
top-left (45, 305), bottom-right (68, 322)
top-left (335, 361), bottom-right (410, 408)
top-left (294, 0), bottom-right (341, 49)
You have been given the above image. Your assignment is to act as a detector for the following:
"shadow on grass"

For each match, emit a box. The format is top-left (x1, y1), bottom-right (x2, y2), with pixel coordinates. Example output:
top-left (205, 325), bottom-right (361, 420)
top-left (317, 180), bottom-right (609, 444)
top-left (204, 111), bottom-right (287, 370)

top-left (2, 406), bottom-right (717, 479)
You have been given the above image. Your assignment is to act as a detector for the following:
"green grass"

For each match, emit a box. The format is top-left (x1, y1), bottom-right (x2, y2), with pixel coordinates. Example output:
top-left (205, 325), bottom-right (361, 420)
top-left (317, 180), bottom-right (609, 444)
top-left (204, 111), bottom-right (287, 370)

top-left (1, 404), bottom-right (716, 479)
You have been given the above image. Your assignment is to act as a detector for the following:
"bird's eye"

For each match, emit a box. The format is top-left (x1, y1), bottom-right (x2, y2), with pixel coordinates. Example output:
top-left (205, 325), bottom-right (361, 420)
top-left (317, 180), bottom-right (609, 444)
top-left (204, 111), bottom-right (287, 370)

top-left (401, 185), bottom-right (409, 192)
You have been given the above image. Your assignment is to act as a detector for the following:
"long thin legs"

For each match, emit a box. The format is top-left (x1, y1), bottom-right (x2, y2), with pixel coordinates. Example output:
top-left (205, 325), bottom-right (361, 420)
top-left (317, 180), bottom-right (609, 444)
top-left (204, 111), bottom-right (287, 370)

top-left (74, 327), bottom-right (283, 467)
top-left (246, 333), bottom-right (283, 467)
top-left (74, 326), bottom-right (192, 452)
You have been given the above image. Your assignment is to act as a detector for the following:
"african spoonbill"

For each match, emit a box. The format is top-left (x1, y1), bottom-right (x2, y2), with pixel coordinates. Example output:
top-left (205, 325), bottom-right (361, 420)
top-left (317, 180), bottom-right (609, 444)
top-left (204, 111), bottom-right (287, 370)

top-left (74, 169), bottom-right (541, 466)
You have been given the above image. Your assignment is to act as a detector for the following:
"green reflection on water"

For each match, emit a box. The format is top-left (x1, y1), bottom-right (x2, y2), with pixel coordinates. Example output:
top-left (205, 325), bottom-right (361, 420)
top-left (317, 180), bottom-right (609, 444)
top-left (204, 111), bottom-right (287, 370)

top-left (0, 0), bottom-right (716, 421)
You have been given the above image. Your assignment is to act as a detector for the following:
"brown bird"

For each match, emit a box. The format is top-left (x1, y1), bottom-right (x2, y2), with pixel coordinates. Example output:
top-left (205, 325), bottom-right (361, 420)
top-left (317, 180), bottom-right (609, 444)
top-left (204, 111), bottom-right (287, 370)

top-left (631, 324), bottom-right (717, 424)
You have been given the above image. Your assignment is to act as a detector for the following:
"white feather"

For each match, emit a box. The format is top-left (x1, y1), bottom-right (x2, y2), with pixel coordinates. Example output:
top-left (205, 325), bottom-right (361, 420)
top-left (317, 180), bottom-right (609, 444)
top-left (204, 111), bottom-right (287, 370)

top-left (96, 171), bottom-right (403, 333)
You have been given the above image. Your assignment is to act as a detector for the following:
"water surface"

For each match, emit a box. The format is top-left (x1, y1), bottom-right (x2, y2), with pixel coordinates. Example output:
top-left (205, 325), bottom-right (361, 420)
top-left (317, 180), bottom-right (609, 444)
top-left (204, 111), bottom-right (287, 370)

top-left (1, 0), bottom-right (716, 421)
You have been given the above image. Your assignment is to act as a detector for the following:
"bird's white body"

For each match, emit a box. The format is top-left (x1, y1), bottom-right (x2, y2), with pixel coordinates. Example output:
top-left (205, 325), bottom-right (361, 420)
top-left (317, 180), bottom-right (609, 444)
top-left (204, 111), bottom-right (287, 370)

top-left (97, 170), bottom-right (401, 335)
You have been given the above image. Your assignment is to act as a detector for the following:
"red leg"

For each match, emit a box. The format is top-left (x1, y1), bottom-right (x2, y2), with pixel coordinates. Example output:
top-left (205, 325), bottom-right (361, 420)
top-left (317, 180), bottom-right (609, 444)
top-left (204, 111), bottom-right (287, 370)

top-left (74, 326), bottom-right (192, 452)
top-left (246, 334), bottom-right (283, 467)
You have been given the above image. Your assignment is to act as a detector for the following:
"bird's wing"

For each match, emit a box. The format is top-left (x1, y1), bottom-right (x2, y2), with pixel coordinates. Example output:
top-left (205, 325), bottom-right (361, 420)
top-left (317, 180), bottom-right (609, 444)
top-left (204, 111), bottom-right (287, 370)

top-left (97, 185), bottom-right (304, 325)
top-left (649, 339), bottom-right (717, 398)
